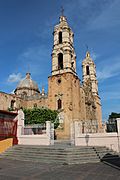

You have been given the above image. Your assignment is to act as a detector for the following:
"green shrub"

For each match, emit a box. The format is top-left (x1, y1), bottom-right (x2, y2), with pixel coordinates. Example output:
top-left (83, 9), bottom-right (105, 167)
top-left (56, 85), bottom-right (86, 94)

top-left (23, 107), bottom-right (59, 129)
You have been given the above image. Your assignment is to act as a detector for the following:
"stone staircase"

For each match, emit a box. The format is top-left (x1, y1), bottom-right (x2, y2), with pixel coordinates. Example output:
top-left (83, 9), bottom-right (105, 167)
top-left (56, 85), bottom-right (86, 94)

top-left (0, 141), bottom-right (119, 165)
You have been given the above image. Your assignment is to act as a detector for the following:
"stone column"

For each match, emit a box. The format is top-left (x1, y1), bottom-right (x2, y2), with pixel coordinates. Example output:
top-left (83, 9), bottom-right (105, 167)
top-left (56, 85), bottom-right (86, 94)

top-left (17, 109), bottom-right (24, 137)
top-left (70, 122), bottom-right (75, 145)
top-left (46, 121), bottom-right (54, 145)
top-left (116, 118), bottom-right (120, 134)
top-left (116, 118), bottom-right (120, 153)
top-left (74, 121), bottom-right (83, 146)
top-left (74, 121), bottom-right (83, 138)
top-left (50, 123), bottom-right (54, 145)
top-left (46, 121), bottom-right (50, 139)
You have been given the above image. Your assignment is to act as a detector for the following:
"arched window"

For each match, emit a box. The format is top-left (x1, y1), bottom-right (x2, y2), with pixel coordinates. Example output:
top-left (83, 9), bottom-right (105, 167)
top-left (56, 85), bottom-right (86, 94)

top-left (58, 53), bottom-right (63, 70)
top-left (58, 99), bottom-right (62, 110)
top-left (22, 91), bottom-right (27, 99)
top-left (10, 100), bottom-right (15, 109)
top-left (86, 65), bottom-right (90, 75)
top-left (71, 62), bottom-right (74, 68)
top-left (59, 32), bottom-right (62, 44)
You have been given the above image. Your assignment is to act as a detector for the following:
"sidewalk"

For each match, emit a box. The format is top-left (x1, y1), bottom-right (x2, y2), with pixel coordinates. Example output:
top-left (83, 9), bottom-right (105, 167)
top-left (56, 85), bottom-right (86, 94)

top-left (0, 159), bottom-right (120, 180)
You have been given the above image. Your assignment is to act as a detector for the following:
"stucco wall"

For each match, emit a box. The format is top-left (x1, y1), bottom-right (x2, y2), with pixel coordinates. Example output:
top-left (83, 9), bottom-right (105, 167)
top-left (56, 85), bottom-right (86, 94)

top-left (18, 135), bottom-right (50, 145)
top-left (0, 138), bottom-right (13, 153)
top-left (75, 133), bottom-right (120, 152)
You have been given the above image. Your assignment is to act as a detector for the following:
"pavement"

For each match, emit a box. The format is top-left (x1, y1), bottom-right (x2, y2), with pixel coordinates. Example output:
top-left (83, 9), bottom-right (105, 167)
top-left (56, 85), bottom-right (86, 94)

top-left (0, 159), bottom-right (120, 180)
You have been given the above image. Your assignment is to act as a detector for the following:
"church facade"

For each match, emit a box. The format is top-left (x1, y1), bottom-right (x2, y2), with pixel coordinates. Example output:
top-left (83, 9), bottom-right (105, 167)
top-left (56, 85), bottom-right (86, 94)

top-left (0, 15), bottom-right (102, 139)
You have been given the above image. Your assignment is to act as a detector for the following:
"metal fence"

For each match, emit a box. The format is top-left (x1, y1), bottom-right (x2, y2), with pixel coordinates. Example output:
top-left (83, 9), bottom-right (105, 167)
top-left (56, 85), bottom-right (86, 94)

top-left (106, 121), bottom-right (118, 132)
top-left (82, 120), bottom-right (98, 134)
top-left (23, 124), bottom-right (46, 135)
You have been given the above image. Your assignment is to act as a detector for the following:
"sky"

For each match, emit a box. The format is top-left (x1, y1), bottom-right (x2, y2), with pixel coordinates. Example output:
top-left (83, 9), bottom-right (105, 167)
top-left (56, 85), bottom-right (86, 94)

top-left (0, 0), bottom-right (120, 121)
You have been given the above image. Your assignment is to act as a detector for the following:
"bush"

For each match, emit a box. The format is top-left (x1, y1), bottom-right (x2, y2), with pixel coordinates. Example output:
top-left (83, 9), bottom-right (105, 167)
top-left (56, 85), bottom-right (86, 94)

top-left (23, 108), bottom-right (59, 129)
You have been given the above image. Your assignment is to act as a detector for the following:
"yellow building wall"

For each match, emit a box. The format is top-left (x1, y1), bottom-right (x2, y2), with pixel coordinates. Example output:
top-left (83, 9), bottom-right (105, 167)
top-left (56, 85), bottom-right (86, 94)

top-left (0, 138), bottom-right (13, 153)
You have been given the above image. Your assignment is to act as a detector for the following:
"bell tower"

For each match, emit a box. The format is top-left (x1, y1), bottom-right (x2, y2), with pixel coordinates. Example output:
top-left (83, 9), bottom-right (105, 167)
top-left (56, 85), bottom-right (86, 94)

top-left (82, 51), bottom-right (98, 95)
top-left (52, 14), bottom-right (76, 76)
top-left (48, 13), bottom-right (81, 139)
top-left (82, 51), bottom-right (102, 129)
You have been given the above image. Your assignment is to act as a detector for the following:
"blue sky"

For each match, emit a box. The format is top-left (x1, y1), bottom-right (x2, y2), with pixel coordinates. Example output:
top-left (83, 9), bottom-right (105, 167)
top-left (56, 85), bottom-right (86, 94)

top-left (0, 0), bottom-right (120, 121)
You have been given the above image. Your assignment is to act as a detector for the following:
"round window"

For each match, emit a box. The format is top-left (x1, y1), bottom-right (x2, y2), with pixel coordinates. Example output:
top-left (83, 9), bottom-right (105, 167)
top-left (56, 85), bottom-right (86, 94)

top-left (57, 79), bottom-right (61, 84)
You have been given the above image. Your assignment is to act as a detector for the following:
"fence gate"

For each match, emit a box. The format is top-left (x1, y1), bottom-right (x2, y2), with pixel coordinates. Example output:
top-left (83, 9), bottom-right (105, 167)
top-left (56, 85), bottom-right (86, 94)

top-left (0, 119), bottom-right (18, 145)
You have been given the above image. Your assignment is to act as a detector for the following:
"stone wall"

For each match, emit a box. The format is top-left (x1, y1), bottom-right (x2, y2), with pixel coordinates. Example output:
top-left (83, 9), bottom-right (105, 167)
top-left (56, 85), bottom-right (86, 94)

top-left (0, 91), bottom-right (48, 111)
top-left (26, 96), bottom-right (48, 109)
top-left (74, 119), bottom-right (120, 152)
top-left (48, 72), bottom-right (84, 139)
top-left (0, 92), bottom-right (26, 111)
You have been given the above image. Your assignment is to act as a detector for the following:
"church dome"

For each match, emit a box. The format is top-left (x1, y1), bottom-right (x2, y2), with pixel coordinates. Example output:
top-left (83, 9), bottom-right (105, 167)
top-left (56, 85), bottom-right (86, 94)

top-left (14, 73), bottom-right (40, 97)
top-left (17, 73), bottom-right (39, 91)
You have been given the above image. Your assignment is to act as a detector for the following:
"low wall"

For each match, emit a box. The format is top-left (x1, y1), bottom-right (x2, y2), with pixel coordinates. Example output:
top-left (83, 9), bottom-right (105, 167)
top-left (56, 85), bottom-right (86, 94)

top-left (17, 110), bottom-right (54, 146)
top-left (0, 138), bottom-right (13, 153)
top-left (18, 134), bottom-right (50, 145)
top-left (75, 133), bottom-right (120, 152)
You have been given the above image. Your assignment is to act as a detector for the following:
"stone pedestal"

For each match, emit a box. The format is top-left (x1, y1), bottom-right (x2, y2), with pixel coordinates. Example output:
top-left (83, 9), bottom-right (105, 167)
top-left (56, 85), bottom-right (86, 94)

top-left (17, 109), bottom-right (24, 137)
top-left (74, 121), bottom-right (83, 137)
top-left (46, 121), bottom-right (54, 145)
top-left (116, 118), bottom-right (120, 134)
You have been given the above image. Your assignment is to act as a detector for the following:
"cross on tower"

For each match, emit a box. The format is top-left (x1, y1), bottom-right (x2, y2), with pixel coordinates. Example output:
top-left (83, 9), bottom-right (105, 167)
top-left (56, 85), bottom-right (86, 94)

top-left (85, 44), bottom-right (89, 51)
top-left (61, 6), bottom-right (64, 16)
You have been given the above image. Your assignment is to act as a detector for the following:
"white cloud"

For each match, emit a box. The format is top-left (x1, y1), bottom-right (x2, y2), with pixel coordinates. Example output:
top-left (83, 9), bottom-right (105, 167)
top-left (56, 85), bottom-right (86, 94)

top-left (97, 56), bottom-right (120, 80)
top-left (64, 0), bottom-right (114, 30)
top-left (90, 51), bottom-right (99, 61)
top-left (88, 0), bottom-right (120, 30)
top-left (10, 89), bottom-right (15, 94)
top-left (8, 73), bottom-right (22, 83)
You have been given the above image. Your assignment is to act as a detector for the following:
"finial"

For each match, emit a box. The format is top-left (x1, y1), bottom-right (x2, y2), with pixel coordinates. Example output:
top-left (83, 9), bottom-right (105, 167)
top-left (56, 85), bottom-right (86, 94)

top-left (26, 72), bottom-right (31, 79)
top-left (85, 44), bottom-right (90, 58)
top-left (86, 51), bottom-right (90, 58)
top-left (61, 6), bottom-right (64, 16)
top-left (42, 85), bottom-right (45, 96)
top-left (60, 7), bottom-right (67, 23)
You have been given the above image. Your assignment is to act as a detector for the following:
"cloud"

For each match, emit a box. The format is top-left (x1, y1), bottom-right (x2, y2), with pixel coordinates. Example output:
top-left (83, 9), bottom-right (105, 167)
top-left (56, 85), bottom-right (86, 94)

top-left (64, 0), bottom-right (115, 30)
top-left (90, 51), bottom-right (99, 61)
top-left (97, 56), bottom-right (120, 80)
top-left (7, 73), bottom-right (22, 83)
top-left (10, 89), bottom-right (15, 94)
top-left (88, 0), bottom-right (120, 31)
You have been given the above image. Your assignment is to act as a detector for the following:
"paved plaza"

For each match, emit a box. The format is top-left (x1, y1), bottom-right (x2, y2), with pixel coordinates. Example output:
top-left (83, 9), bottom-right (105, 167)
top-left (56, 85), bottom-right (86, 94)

top-left (0, 159), bottom-right (120, 180)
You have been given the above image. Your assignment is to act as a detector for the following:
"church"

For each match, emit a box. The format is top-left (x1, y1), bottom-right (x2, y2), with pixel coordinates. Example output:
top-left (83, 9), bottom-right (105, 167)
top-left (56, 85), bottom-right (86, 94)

top-left (0, 14), bottom-right (102, 139)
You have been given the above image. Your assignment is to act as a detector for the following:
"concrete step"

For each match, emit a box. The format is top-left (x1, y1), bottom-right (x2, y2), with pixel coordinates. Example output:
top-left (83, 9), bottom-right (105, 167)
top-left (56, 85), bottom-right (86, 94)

top-left (10, 144), bottom-right (95, 149)
top-left (1, 144), bottom-right (119, 165)
top-left (1, 152), bottom-right (98, 160)
top-left (5, 147), bottom-right (95, 152)
top-left (0, 154), bottom-right (99, 165)
top-left (5, 148), bottom-right (96, 153)
top-left (0, 155), bottom-right (100, 165)
top-left (1, 153), bottom-right (98, 160)
top-left (2, 151), bottom-right (98, 157)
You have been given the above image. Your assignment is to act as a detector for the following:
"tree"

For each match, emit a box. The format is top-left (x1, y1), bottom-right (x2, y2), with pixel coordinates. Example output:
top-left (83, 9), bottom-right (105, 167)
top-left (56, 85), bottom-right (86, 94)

top-left (23, 108), bottom-right (59, 129)
top-left (109, 112), bottom-right (120, 119)
top-left (106, 112), bottom-right (120, 133)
